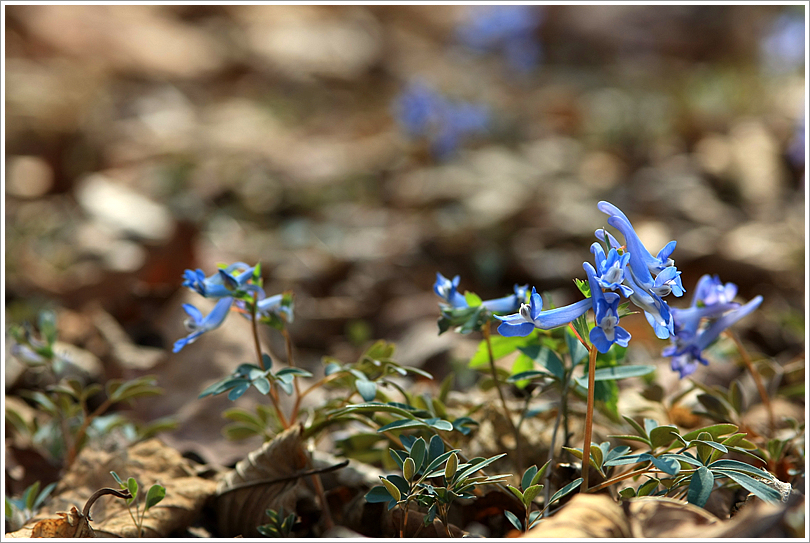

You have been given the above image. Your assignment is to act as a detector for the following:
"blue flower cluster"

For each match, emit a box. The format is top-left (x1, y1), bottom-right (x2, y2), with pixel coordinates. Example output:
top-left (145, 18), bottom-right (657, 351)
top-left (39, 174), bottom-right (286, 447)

top-left (435, 201), bottom-right (762, 378)
top-left (760, 11), bottom-right (806, 74)
top-left (174, 263), bottom-right (292, 353)
top-left (394, 81), bottom-right (490, 159)
top-left (456, 5), bottom-right (545, 73)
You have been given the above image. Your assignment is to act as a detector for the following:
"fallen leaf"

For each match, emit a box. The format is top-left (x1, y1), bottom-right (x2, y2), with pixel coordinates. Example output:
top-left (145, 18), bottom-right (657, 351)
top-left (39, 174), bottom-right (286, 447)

top-left (521, 494), bottom-right (633, 538)
top-left (215, 425), bottom-right (311, 537)
top-left (30, 506), bottom-right (94, 538)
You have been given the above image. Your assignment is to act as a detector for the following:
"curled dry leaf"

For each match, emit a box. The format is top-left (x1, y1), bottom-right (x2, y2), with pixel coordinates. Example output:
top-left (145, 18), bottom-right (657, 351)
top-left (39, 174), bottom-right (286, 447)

top-left (215, 424), bottom-right (312, 537)
top-left (623, 496), bottom-right (721, 537)
top-left (29, 507), bottom-right (94, 538)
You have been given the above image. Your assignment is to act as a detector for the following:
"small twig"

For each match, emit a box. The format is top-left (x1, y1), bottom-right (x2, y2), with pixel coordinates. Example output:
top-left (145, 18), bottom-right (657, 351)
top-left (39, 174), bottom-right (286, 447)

top-left (82, 488), bottom-right (132, 520)
top-left (215, 460), bottom-right (349, 496)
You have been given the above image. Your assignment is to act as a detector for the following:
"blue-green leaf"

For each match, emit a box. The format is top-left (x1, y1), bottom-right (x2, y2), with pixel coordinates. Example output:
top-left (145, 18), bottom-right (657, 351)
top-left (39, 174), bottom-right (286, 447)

top-left (712, 469), bottom-right (783, 503)
top-left (518, 345), bottom-right (565, 382)
top-left (228, 381), bottom-right (251, 401)
top-left (377, 419), bottom-right (426, 432)
top-left (356, 380), bottom-right (377, 402)
top-left (549, 478), bottom-right (582, 505)
top-left (504, 510), bottom-right (523, 531)
top-left (686, 466), bottom-right (714, 507)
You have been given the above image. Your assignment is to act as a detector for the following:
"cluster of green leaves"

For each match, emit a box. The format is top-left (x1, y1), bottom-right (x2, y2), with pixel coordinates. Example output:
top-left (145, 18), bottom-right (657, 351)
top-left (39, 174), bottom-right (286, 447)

top-left (566, 418), bottom-right (786, 508)
top-left (495, 325), bottom-right (653, 423)
top-left (110, 471), bottom-right (166, 537)
top-left (256, 508), bottom-right (297, 538)
top-left (320, 341), bottom-right (433, 403)
top-left (436, 292), bottom-right (502, 335)
top-left (503, 462), bottom-right (582, 532)
top-left (366, 435), bottom-right (508, 534)
top-left (5, 481), bottom-right (57, 532)
top-left (199, 356), bottom-right (312, 402)
top-left (6, 310), bottom-right (167, 465)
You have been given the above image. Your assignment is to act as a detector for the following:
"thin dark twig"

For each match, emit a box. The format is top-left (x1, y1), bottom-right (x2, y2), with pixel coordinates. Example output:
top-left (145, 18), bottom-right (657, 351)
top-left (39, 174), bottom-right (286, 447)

top-left (82, 488), bottom-right (132, 520)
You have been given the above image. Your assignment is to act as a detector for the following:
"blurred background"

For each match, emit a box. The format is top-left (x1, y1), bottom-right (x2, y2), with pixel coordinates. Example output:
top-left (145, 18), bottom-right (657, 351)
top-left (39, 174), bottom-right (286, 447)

top-left (4, 4), bottom-right (806, 464)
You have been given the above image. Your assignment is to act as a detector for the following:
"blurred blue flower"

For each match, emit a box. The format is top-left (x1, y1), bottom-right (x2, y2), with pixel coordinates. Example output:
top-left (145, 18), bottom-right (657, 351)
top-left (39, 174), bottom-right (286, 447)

top-left (789, 113), bottom-right (805, 167)
top-left (664, 295), bottom-right (763, 379)
top-left (394, 82), bottom-right (489, 159)
top-left (495, 286), bottom-right (592, 337)
top-left (183, 262), bottom-right (259, 298)
top-left (457, 5), bottom-right (545, 72)
top-left (434, 272), bottom-right (469, 308)
top-left (173, 297), bottom-right (234, 353)
top-left (434, 273), bottom-right (527, 315)
top-left (583, 262), bottom-right (631, 353)
top-left (236, 292), bottom-right (294, 323)
top-left (760, 12), bottom-right (805, 74)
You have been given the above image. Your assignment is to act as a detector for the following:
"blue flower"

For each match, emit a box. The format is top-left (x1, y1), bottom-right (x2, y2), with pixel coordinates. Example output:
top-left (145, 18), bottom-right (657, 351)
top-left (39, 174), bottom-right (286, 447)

top-left (622, 271), bottom-right (674, 340)
top-left (495, 287), bottom-right (593, 337)
top-left (182, 262), bottom-right (259, 298)
top-left (583, 262), bottom-right (631, 353)
top-left (394, 82), bottom-right (489, 159)
top-left (650, 266), bottom-right (685, 298)
top-left (481, 283), bottom-right (529, 314)
top-left (760, 12), bottom-right (805, 74)
top-left (598, 201), bottom-right (678, 280)
top-left (664, 296), bottom-right (763, 378)
top-left (693, 274), bottom-right (738, 307)
top-left (457, 5), bottom-right (545, 72)
top-left (590, 242), bottom-right (633, 297)
top-left (173, 297), bottom-right (234, 353)
top-left (434, 273), bottom-right (469, 308)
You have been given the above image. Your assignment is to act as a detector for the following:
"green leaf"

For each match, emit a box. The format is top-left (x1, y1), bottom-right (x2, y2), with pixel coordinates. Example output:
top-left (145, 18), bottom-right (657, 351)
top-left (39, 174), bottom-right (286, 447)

top-left (331, 402), bottom-right (417, 420)
top-left (648, 455), bottom-right (680, 476)
top-left (224, 424), bottom-right (262, 441)
top-left (145, 484), bottom-right (166, 511)
top-left (548, 478), bottom-right (582, 506)
top-left (523, 483), bottom-right (543, 505)
top-left (707, 459), bottom-right (774, 479)
top-left (275, 367), bottom-right (312, 379)
top-left (521, 466), bottom-right (538, 492)
top-left (469, 333), bottom-right (536, 369)
top-left (454, 453), bottom-right (507, 482)
top-left (227, 381), bottom-right (251, 401)
top-left (661, 453), bottom-right (705, 468)
top-left (574, 365), bottom-right (655, 388)
top-left (712, 470), bottom-right (783, 503)
top-left (377, 419), bottom-right (427, 432)
top-left (506, 484), bottom-right (525, 503)
top-left (127, 478), bottom-right (139, 503)
top-left (465, 292), bottom-right (483, 307)
top-left (504, 510), bottom-right (523, 532)
top-left (682, 424), bottom-right (738, 441)
top-left (510, 354), bottom-right (535, 389)
top-left (637, 479), bottom-right (659, 497)
top-left (379, 477), bottom-right (402, 502)
top-left (518, 345), bottom-right (565, 382)
top-left (427, 418), bottom-right (454, 431)
top-left (355, 379), bottom-right (377, 402)
top-left (534, 459), bottom-right (551, 486)
top-left (506, 370), bottom-right (553, 384)
top-left (427, 434), bottom-right (445, 464)
top-left (644, 418), bottom-right (659, 435)
top-left (649, 425), bottom-right (680, 450)
top-left (618, 487), bottom-right (636, 499)
top-left (623, 415), bottom-right (649, 439)
top-left (424, 449), bottom-right (460, 477)
top-left (574, 277), bottom-right (590, 298)
top-left (110, 471), bottom-right (124, 487)
top-left (609, 434), bottom-right (652, 447)
top-left (566, 330), bottom-right (589, 366)
top-left (409, 438), bottom-right (427, 472)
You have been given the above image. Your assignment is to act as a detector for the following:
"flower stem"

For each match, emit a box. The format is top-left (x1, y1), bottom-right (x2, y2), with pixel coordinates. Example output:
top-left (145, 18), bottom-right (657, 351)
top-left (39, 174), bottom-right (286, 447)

top-left (251, 291), bottom-right (289, 429)
top-left (726, 330), bottom-right (775, 434)
top-left (283, 328), bottom-right (303, 424)
top-left (580, 345), bottom-right (597, 493)
top-left (482, 322), bottom-right (523, 472)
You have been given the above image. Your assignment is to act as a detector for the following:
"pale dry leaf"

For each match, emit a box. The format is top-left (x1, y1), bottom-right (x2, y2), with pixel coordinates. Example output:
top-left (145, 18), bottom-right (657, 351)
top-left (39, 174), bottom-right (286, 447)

top-left (624, 496), bottom-right (721, 537)
top-left (215, 424), bottom-right (311, 537)
top-left (521, 494), bottom-right (632, 538)
top-left (6, 438), bottom-right (217, 538)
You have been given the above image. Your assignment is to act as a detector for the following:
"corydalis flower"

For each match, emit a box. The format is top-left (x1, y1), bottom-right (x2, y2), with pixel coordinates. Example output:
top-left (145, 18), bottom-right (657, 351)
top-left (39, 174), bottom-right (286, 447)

top-left (457, 5), bottom-right (545, 72)
top-left (433, 273), bottom-right (527, 314)
top-left (183, 262), bottom-right (259, 298)
top-left (664, 295), bottom-right (763, 379)
top-left (236, 293), bottom-right (294, 323)
top-left (583, 262), bottom-right (631, 353)
top-left (173, 297), bottom-right (233, 353)
top-left (434, 273), bottom-right (468, 308)
top-left (590, 242), bottom-right (633, 297)
top-left (495, 286), bottom-right (592, 337)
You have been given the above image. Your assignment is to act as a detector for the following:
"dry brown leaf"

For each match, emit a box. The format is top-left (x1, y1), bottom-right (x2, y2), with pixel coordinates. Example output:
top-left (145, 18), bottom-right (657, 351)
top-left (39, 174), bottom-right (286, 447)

top-left (30, 506), bottom-right (94, 538)
top-left (521, 494), bottom-right (632, 538)
top-left (623, 496), bottom-right (721, 537)
top-left (214, 424), bottom-right (311, 537)
top-left (5, 438), bottom-right (218, 538)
